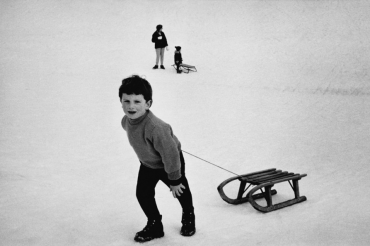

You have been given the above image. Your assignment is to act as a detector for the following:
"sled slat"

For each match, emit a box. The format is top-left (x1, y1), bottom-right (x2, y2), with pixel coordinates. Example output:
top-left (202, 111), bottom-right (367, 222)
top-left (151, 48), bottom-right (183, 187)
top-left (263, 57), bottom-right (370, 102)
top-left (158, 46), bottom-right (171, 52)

top-left (250, 172), bottom-right (295, 184)
top-left (241, 169), bottom-right (280, 181)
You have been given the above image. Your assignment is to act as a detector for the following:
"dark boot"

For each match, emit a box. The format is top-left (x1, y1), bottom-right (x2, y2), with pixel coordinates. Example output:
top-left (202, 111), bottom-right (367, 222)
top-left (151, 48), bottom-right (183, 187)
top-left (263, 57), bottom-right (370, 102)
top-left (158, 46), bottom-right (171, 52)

top-left (134, 215), bottom-right (164, 242)
top-left (180, 211), bottom-right (196, 236)
top-left (153, 65), bottom-right (158, 69)
top-left (160, 65), bottom-right (165, 69)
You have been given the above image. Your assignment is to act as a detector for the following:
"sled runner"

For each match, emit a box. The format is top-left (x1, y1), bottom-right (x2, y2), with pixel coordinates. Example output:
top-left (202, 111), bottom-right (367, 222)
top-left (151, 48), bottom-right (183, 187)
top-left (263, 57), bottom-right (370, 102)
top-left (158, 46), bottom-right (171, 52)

top-left (172, 63), bottom-right (197, 73)
top-left (217, 168), bottom-right (307, 213)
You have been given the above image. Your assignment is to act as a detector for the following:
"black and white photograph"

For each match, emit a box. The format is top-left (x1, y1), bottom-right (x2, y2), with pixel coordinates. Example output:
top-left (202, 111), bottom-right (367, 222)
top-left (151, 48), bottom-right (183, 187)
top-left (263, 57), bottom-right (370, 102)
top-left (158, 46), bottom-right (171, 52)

top-left (1, 0), bottom-right (369, 245)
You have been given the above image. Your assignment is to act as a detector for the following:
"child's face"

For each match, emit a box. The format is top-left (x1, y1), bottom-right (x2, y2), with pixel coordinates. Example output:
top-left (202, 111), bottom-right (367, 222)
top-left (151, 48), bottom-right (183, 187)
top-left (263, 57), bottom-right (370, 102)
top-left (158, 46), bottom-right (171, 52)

top-left (121, 93), bottom-right (151, 120)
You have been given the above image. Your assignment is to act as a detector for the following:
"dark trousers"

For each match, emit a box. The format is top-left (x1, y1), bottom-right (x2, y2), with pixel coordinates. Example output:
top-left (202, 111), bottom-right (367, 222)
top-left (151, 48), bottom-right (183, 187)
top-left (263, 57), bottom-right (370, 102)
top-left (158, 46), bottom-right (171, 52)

top-left (136, 152), bottom-right (194, 220)
top-left (175, 61), bottom-right (181, 72)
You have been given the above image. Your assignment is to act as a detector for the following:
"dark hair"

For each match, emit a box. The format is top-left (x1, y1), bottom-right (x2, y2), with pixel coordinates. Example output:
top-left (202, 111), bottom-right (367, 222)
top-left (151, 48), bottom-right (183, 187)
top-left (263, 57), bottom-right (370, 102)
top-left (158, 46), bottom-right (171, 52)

top-left (156, 24), bottom-right (162, 31)
top-left (118, 75), bottom-right (153, 102)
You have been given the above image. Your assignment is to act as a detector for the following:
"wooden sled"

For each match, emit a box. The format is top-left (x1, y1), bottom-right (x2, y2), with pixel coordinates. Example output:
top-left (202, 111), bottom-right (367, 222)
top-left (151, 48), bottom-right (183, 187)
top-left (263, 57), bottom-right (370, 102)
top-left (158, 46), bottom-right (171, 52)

top-left (172, 63), bottom-right (197, 73)
top-left (217, 168), bottom-right (307, 213)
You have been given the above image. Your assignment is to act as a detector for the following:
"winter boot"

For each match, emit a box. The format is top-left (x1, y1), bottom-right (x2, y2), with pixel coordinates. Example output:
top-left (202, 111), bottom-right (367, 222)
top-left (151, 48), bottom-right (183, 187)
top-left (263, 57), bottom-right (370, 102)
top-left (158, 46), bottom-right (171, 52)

top-left (153, 65), bottom-right (158, 69)
top-left (134, 215), bottom-right (164, 242)
top-left (180, 211), bottom-right (196, 236)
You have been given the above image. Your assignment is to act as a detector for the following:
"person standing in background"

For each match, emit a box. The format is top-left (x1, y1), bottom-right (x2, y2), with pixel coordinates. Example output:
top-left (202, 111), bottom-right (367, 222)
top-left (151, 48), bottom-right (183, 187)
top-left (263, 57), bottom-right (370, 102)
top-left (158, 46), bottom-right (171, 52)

top-left (174, 46), bottom-right (183, 74)
top-left (152, 24), bottom-right (169, 69)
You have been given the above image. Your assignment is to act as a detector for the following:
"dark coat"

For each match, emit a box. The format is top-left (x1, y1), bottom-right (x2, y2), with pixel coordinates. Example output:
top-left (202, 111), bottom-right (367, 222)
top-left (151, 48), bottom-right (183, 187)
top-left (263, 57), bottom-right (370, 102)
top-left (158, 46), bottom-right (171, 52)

top-left (152, 31), bottom-right (168, 49)
top-left (174, 52), bottom-right (183, 63)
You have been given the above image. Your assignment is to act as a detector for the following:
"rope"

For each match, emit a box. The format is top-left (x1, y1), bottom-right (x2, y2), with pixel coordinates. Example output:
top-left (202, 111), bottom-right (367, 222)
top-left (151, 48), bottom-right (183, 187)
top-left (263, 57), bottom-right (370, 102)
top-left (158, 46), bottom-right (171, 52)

top-left (182, 150), bottom-right (240, 177)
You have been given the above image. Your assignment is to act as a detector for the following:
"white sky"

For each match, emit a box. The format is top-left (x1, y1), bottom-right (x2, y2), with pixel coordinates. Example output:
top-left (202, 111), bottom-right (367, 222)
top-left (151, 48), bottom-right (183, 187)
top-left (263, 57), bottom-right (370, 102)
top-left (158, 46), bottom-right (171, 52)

top-left (1, 1), bottom-right (370, 245)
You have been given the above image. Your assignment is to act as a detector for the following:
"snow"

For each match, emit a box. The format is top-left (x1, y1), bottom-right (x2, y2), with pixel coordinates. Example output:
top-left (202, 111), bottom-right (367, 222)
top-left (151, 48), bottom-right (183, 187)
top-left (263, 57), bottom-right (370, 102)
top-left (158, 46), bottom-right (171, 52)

top-left (1, 0), bottom-right (370, 245)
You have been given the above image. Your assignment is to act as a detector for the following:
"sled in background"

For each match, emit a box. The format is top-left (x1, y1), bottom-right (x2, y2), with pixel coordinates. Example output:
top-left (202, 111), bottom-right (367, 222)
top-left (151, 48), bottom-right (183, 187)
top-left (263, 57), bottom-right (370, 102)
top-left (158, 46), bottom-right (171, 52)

top-left (172, 63), bottom-right (197, 73)
top-left (217, 168), bottom-right (307, 213)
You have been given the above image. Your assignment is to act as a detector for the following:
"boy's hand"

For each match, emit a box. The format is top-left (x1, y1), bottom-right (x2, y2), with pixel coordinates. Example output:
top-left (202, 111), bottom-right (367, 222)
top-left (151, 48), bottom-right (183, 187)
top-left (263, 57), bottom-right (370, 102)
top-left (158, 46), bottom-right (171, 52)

top-left (166, 47), bottom-right (169, 51)
top-left (170, 184), bottom-right (186, 198)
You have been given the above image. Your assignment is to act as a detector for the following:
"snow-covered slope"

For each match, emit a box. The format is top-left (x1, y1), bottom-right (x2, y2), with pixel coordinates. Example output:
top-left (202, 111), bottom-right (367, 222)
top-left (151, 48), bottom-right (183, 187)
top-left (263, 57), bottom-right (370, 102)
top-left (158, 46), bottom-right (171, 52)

top-left (1, 1), bottom-right (369, 245)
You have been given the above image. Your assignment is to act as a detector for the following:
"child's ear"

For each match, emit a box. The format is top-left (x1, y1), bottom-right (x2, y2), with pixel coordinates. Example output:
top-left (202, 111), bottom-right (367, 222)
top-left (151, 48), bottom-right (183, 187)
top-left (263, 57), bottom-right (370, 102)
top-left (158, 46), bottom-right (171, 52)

top-left (146, 100), bottom-right (153, 108)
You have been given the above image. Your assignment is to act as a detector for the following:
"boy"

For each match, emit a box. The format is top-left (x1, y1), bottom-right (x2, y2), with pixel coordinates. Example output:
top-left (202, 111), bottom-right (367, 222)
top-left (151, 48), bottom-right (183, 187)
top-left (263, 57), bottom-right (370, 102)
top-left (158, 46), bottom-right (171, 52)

top-left (174, 46), bottom-right (183, 74)
top-left (119, 75), bottom-right (196, 243)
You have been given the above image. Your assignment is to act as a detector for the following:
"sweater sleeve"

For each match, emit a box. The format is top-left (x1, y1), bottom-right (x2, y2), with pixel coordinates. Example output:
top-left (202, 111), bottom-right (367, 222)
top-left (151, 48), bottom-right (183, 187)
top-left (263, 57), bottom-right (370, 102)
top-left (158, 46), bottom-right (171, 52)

top-left (151, 32), bottom-right (156, 43)
top-left (151, 124), bottom-right (181, 181)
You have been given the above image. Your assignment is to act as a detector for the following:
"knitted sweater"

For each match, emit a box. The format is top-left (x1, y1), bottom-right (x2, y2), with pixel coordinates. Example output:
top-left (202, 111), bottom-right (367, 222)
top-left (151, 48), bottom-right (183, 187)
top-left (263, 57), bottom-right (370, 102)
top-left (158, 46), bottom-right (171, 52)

top-left (121, 110), bottom-right (182, 182)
